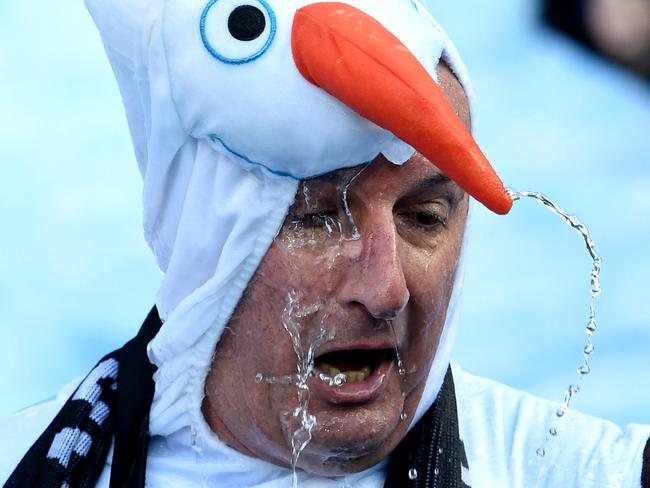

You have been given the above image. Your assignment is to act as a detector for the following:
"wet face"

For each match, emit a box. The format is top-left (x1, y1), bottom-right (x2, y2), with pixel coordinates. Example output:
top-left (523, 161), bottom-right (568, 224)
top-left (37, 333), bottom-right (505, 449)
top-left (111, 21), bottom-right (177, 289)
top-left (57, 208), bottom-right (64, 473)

top-left (202, 65), bottom-right (470, 474)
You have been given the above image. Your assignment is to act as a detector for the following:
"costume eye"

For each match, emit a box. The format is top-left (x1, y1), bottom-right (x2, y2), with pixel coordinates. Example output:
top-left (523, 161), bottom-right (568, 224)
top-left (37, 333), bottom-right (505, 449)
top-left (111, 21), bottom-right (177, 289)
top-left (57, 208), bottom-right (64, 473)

top-left (200, 0), bottom-right (276, 64)
top-left (228, 5), bottom-right (266, 41)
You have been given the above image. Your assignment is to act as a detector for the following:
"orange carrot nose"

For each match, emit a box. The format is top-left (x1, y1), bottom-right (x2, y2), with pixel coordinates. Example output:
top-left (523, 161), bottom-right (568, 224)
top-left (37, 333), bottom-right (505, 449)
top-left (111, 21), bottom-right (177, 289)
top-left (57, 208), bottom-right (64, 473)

top-left (292, 2), bottom-right (512, 215)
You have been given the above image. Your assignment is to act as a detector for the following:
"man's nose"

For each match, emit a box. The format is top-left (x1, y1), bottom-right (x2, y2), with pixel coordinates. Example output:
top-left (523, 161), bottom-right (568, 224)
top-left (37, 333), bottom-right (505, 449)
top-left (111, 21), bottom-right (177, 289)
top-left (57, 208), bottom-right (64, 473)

top-left (338, 222), bottom-right (409, 319)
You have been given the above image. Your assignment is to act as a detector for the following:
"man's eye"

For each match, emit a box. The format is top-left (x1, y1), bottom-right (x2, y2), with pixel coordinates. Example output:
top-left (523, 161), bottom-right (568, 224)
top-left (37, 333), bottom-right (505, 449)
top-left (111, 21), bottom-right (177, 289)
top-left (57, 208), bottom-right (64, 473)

top-left (290, 212), bottom-right (339, 230)
top-left (401, 211), bottom-right (447, 230)
top-left (415, 212), bottom-right (445, 227)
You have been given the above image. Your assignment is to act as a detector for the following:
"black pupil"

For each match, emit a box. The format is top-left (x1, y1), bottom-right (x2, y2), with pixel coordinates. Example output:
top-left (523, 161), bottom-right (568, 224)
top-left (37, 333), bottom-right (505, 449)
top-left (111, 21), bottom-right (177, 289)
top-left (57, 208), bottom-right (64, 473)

top-left (228, 5), bottom-right (266, 41)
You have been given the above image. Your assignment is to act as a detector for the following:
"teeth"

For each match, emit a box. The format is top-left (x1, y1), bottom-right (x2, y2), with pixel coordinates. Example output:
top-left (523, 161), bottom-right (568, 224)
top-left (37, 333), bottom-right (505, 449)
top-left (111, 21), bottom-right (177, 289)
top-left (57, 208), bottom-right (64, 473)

top-left (321, 363), bottom-right (340, 376)
top-left (320, 363), bottom-right (372, 383)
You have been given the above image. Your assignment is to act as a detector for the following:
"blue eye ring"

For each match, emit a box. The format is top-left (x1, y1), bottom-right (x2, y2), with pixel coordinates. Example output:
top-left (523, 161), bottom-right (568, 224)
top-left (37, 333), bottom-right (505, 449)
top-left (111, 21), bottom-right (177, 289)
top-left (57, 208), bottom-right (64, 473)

top-left (200, 0), bottom-right (277, 64)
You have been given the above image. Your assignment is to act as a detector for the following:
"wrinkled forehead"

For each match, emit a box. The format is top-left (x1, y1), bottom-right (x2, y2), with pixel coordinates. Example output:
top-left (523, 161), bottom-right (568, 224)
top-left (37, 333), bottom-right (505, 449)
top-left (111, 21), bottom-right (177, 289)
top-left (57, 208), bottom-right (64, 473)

top-left (295, 155), bottom-right (465, 210)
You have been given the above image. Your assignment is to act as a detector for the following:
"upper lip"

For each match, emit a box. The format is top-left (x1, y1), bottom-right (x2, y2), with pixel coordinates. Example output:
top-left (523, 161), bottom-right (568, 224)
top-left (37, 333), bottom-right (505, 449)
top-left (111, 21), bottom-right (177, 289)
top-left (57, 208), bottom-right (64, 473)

top-left (314, 339), bottom-right (398, 360)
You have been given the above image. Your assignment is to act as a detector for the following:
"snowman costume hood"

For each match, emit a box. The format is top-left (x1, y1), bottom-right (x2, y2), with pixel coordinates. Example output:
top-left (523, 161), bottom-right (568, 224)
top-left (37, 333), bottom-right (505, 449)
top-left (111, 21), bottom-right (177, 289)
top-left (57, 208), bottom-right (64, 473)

top-left (5, 0), bottom-right (513, 486)
top-left (87, 0), bottom-right (509, 437)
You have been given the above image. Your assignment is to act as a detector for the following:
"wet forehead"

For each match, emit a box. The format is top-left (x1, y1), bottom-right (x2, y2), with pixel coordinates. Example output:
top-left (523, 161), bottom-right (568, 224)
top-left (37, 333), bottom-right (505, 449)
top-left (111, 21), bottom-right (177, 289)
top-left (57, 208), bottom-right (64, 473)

top-left (437, 62), bottom-right (471, 130)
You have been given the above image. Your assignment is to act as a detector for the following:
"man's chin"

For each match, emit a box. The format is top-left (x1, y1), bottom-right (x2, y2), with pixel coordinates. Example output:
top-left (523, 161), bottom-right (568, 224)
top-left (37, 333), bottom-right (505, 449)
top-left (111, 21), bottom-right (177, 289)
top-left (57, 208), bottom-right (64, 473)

top-left (291, 401), bottom-right (405, 475)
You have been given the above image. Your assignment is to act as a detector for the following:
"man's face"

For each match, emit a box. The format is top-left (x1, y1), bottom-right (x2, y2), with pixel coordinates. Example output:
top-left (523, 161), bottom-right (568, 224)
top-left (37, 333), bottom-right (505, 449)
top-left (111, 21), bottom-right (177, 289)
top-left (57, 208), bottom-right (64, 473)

top-left (203, 66), bottom-right (470, 474)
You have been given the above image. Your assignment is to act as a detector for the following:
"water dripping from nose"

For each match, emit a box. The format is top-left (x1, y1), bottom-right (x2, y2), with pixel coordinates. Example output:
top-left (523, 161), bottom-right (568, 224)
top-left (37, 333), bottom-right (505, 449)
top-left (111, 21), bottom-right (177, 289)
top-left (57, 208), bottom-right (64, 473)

top-left (387, 319), bottom-right (406, 377)
top-left (506, 189), bottom-right (602, 461)
top-left (387, 318), bottom-right (409, 424)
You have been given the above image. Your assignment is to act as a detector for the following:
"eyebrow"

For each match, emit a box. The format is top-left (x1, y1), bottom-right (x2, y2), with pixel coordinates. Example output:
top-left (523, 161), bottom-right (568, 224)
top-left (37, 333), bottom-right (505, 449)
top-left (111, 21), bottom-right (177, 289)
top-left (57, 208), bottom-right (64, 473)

top-left (400, 172), bottom-right (467, 210)
top-left (409, 173), bottom-right (453, 194)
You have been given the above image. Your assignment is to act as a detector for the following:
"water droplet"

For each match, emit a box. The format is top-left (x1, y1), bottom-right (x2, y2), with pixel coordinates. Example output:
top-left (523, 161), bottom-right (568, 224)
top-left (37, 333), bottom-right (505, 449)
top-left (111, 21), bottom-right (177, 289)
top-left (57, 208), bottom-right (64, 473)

top-left (584, 343), bottom-right (595, 355)
top-left (255, 373), bottom-right (264, 383)
top-left (434, 467), bottom-right (440, 476)
top-left (556, 408), bottom-right (566, 418)
top-left (549, 427), bottom-right (557, 436)
top-left (536, 448), bottom-right (546, 458)
top-left (577, 364), bottom-right (591, 375)
top-left (408, 468), bottom-right (418, 480)
top-left (438, 447), bottom-right (444, 455)
top-left (586, 305), bottom-right (597, 333)
top-left (398, 367), bottom-right (406, 376)
top-left (190, 429), bottom-right (204, 454)
top-left (400, 412), bottom-right (407, 421)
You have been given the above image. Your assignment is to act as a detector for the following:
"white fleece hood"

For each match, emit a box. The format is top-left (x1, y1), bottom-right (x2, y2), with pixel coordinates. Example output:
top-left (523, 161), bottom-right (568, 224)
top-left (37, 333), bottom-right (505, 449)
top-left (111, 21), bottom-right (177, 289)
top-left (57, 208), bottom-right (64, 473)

top-left (86, 0), bottom-right (495, 483)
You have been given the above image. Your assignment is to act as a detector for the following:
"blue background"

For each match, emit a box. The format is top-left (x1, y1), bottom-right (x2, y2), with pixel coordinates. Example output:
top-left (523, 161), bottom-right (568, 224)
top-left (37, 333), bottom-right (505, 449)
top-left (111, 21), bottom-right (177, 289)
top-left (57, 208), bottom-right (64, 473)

top-left (0, 0), bottom-right (648, 428)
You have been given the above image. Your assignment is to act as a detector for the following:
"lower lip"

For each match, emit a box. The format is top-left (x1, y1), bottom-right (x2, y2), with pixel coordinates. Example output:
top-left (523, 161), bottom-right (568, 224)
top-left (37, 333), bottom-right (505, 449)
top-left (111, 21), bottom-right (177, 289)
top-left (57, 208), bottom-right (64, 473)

top-left (311, 358), bottom-right (393, 404)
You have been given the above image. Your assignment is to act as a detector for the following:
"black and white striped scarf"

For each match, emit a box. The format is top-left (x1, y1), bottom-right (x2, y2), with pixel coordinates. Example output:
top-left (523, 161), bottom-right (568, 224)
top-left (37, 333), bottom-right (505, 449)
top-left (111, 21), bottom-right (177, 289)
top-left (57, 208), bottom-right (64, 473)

top-left (4, 308), bottom-right (162, 488)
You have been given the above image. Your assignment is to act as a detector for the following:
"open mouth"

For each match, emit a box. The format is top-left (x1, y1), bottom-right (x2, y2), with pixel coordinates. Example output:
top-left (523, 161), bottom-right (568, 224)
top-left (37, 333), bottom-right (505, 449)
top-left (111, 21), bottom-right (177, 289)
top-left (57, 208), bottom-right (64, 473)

top-left (315, 348), bottom-right (394, 383)
top-left (312, 347), bottom-right (396, 404)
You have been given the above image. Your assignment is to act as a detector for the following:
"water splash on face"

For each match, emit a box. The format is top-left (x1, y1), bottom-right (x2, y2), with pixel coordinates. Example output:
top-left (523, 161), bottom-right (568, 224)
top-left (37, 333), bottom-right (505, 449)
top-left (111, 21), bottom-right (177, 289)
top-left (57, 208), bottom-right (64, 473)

top-left (281, 290), bottom-right (328, 488)
top-left (254, 291), bottom-right (329, 487)
top-left (506, 189), bottom-right (602, 459)
top-left (317, 372), bottom-right (348, 387)
top-left (340, 165), bottom-right (367, 240)
top-left (255, 374), bottom-right (296, 385)
top-left (280, 165), bottom-right (366, 261)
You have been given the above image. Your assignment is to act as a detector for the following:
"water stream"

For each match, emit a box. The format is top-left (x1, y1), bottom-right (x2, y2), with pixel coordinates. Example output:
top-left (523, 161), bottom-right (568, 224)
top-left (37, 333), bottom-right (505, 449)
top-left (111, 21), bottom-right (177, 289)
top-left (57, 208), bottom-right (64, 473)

top-left (506, 189), bottom-right (602, 459)
top-left (279, 290), bottom-right (328, 488)
top-left (340, 165), bottom-right (367, 240)
top-left (387, 320), bottom-right (406, 377)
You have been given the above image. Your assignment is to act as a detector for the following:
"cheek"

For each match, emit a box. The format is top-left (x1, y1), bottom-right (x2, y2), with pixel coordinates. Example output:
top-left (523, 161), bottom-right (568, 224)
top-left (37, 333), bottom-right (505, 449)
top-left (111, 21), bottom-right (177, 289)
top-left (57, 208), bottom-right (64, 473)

top-left (402, 236), bottom-right (464, 373)
top-left (407, 244), bottom-right (459, 323)
top-left (407, 204), bottom-right (467, 324)
top-left (226, 239), bottom-right (343, 374)
top-left (206, 253), bottom-right (308, 458)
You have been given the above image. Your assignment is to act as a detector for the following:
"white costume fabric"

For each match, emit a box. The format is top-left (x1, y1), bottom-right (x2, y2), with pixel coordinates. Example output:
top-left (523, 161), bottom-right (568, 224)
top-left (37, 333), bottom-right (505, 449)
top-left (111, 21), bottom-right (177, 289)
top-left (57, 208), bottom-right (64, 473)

top-left (84, 0), bottom-right (475, 474)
